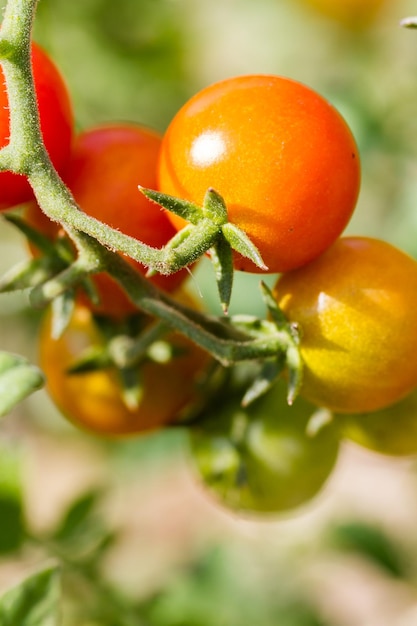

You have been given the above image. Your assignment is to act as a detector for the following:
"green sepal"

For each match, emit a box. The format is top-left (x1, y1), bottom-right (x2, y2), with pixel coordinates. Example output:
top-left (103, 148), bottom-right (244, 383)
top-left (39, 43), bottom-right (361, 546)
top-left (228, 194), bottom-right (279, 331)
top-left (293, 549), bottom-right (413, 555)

top-left (50, 290), bottom-right (75, 339)
top-left (0, 352), bottom-right (45, 417)
top-left (241, 356), bottom-right (285, 407)
top-left (400, 16), bottom-right (417, 28)
top-left (221, 222), bottom-right (268, 271)
top-left (0, 257), bottom-right (58, 292)
top-left (202, 188), bottom-right (228, 225)
top-left (4, 212), bottom-right (58, 257)
top-left (260, 281), bottom-right (288, 328)
top-left (66, 346), bottom-right (112, 374)
top-left (209, 236), bottom-right (234, 314)
top-left (285, 338), bottom-right (303, 405)
top-left (118, 366), bottom-right (143, 411)
top-left (139, 186), bottom-right (204, 225)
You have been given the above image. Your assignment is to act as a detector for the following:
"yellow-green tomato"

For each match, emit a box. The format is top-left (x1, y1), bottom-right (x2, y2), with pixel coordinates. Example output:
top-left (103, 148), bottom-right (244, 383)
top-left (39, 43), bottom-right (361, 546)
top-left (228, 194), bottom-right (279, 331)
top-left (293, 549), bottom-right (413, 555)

top-left (340, 387), bottom-right (417, 457)
top-left (300, 0), bottom-right (387, 29)
top-left (190, 381), bottom-right (339, 516)
top-left (275, 237), bottom-right (417, 414)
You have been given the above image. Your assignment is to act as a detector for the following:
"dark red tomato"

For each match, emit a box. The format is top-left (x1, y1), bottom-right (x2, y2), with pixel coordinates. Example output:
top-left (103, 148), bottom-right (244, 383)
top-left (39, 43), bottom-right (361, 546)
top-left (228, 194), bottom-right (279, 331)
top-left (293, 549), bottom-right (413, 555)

top-left (158, 74), bottom-right (360, 273)
top-left (0, 42), bottom-right (74, 210)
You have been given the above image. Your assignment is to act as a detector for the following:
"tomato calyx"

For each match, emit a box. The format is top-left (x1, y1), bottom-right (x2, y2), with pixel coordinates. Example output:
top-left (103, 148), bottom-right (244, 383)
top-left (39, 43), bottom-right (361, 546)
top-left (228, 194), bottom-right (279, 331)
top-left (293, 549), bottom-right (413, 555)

top-left (141, 186), bottom-right (268, 312)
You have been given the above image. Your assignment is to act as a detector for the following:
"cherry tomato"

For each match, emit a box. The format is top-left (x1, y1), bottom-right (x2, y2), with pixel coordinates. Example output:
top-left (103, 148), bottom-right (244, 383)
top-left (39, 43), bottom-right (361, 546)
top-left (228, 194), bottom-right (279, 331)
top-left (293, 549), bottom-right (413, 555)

top-left (0, 42), bottom-right (73, 211)
top-left (39, 299), bottom-right (211, 437)
top-left (158, 74), bottom-right (360, 273)
top-left (340, 387), bottom-right (417, 457)
top-left (190, 380), bottom-right (339, 515)
top-left (274, 236), bottom-right (417, 414)
top-left (25, 123), bottom-right (190, 318)
top-left (300, 0), bottom-right (387, 29)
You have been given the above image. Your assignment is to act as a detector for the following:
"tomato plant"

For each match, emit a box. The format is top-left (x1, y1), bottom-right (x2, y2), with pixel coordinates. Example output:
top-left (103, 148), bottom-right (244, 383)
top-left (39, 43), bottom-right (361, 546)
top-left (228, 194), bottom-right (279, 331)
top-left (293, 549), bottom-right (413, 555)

top-left (158, 74), bottom-right (360, 273)
top-left (39, 299), bottom-right (211, 437)
top-left (274, 236), bottom-right (417, 414)
top-left (0, 42), bottom-right (73, 211)
top-left (339, 387), bottom-right (417, 457)
top-left (190, 379), bottom-right (339, 515)
top-left (26, 123), bottom-right (191, 317)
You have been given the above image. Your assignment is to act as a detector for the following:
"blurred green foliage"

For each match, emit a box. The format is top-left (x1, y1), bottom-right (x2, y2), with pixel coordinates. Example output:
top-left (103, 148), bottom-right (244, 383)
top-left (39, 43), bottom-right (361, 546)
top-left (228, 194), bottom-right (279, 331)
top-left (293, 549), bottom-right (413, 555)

top-left (2, 0), bottom-right (417, 624)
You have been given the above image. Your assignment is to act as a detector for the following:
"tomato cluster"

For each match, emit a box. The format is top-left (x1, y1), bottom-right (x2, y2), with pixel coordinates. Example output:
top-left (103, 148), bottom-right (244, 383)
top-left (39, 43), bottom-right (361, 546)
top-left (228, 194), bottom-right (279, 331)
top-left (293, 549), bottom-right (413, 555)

top-left (2, 40), bottom-right (417, 518)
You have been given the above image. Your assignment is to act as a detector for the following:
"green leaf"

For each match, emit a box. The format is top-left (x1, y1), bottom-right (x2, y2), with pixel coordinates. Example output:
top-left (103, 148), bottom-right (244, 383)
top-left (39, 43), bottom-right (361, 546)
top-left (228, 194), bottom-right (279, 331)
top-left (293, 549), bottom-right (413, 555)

top-left (52, 489), bottom-right (103, 543)
top-left (209, 236), bottom-right (234, 314)
top-left (0, 496), bottom-right (25, 554)
top-left (0, 352), bottom-right (45, 417)
top-left (0, 566), bottom-right (61, 626)
top-left (0, 444), bottom-right (25, 554)
top-left (139, 186), bottom-right (203, 225)
top-left (221, 222), bottom-right (267, 271)
top-left (330, 521), bottom-right (408, 578)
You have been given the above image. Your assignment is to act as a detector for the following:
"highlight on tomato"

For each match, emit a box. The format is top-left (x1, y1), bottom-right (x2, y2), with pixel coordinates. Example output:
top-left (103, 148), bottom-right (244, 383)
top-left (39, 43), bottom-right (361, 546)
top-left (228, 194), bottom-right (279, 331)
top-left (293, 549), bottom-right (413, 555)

top-left (39, 298), bottom-right (211, 437)
top-left (274, 236), bottom-right (417, 414)
top-left (339, 387), bottom-right (417, 457)
top-left (158, 74), bottom-right (360, 273)
top-left (0, 42), bottom-right (74, 211)
top-left (25, 123), bottom-right (191, 318)
top-left (189, 379), bottom-right (339, 515)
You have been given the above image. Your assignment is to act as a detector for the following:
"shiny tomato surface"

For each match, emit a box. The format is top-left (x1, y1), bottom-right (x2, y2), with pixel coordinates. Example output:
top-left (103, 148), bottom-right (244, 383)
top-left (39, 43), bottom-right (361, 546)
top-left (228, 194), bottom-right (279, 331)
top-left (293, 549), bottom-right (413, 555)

top-left (159, 74), bottom-right (360, 273)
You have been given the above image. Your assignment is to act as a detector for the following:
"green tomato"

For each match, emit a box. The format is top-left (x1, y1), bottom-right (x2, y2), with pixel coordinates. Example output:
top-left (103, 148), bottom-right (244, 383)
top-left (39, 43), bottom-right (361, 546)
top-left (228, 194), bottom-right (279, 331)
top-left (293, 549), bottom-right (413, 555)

top-left (340, 388), bottom-right (417, 457)
top-left (189, 380), bottom-right (340, 516)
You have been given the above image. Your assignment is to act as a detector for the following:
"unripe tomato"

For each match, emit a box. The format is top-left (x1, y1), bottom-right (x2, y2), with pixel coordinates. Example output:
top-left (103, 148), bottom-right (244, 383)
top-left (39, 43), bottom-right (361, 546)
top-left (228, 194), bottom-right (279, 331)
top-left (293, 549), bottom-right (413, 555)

top-left (274, 237), bottom-right (417, 414)
top-left (300, 0), bottom-right (387, 29)
top-left (39, 300), bottom-right (211, 437)
top-left (340, 388), bottom-right (417, 457)
top-left (26, 123), bottom-right (190, 318)
top-left (0, 42), bottom-right (73, 211)
top-left (190, 380), bottom-right (339, 515)
top-left (158, 74), bottom-right (360, 273)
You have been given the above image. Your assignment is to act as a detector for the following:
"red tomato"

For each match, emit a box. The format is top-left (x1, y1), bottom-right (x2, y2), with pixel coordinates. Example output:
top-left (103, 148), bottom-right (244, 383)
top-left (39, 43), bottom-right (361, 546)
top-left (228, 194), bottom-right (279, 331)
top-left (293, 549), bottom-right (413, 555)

top-left (25, 123), bottom-right (190, 318)
top-left (0, 42), bottom-right (73, 211)
top-left (275, 237), bottom-right (417, 413)
top-left (158, 74), bottom-right (360, 273)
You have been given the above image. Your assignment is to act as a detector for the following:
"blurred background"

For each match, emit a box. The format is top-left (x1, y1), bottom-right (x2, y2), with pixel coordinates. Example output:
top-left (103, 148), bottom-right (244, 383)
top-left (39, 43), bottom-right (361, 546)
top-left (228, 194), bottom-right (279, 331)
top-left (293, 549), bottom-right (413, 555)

top-left (2, 0), bottom-right (417, 624)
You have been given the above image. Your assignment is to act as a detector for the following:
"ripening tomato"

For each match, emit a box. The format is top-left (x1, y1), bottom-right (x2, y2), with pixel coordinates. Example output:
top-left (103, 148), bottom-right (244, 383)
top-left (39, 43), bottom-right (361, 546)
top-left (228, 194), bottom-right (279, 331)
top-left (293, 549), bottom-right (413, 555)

top-left (39, 299), bottom-right (211, 437)
top-left (25, 123), bottom-right (190, 318)
top-left (274, 236), bottom-right (417, 414)
top-left (0, 42), bottom-right (73, 211)
top-left (340, 387), bottom-right (417, 457)
top-left (158, 74), bottom-right (360, 273)
top-left (190, 380), bottom-right (339, 515)
top-left (300, 0), bottom-right (387, 29)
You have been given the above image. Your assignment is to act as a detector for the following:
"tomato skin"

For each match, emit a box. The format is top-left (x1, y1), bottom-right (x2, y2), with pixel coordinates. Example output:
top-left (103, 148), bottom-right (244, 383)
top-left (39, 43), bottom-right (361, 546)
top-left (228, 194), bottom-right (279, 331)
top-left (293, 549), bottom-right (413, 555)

top-left (274, 236), bottom-right (417, 414)
top-left (39, 301), bottom-right (211, 437)
top-left (339, 387), bottom-right (417, 457)
top-left (158, 74), bottom-right (360, 273)
top-left (0, 43), bottom-right (73, 211)
top-left (190, 380), bottom-right (339, 515)
top-left (26, 123), bottom-right (190, 318)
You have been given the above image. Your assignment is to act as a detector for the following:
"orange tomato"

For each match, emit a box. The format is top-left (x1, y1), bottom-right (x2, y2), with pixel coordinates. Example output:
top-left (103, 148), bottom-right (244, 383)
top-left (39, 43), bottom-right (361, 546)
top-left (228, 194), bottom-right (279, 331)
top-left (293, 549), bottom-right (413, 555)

top-left (39, 300), bottom-right (211, 437)
top-left (158, 74), bottom-right (360, 273)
